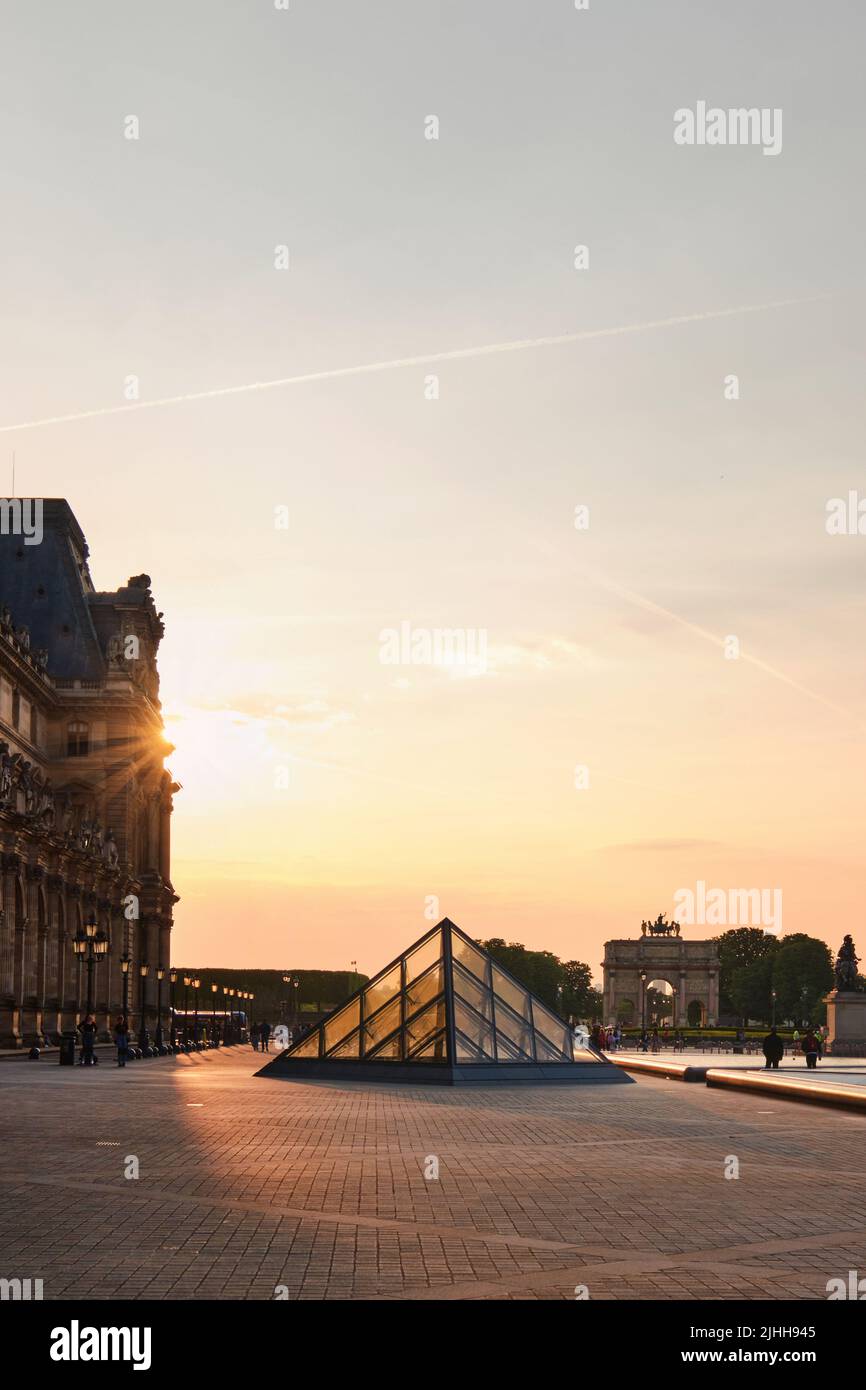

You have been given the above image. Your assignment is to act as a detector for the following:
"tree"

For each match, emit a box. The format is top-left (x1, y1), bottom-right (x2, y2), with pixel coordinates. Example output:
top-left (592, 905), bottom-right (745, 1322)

top-left (772, 935), bottom-right (833, 1025)
top-left (714, 928), bottom-right (778, 1016)
top-left (561, 960), bottom-right (595, 1018)
top-left (729, 953), bottom-right (775, 1024)
top-left (479, 938), bottom-right (596, 1017)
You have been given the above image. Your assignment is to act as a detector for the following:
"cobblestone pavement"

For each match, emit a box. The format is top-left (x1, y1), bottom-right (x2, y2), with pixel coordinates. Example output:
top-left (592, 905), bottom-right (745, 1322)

top-left (1, 1048), bottom-right (864, 1300)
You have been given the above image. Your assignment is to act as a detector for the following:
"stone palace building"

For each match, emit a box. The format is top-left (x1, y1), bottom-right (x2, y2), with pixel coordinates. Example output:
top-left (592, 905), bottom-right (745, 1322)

top-left (0, 499), bottom-right (177, 1046)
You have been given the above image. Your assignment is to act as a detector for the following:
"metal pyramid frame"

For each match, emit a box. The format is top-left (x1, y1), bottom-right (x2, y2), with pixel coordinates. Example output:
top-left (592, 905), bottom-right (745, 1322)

top-left (256, 918), bottom-right (631, 1086)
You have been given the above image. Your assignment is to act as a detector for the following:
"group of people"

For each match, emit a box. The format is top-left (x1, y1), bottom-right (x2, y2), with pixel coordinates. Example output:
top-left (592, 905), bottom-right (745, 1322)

top-left (587, 1023), bottom-right (623, 1051)
top-left (75, 1013), bottom-right (131, 1067)
top-left (762, 1025), bottom-right (825, 1069)
top-left (249, 1021), bottom-right (272, 1051)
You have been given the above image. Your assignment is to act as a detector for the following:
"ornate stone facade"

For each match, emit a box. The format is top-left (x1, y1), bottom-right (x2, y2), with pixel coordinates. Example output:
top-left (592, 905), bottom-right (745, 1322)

top-left (0, 500), bottom-right (177, 1045)
top-left (602, 935), bottom-right (720, 1027)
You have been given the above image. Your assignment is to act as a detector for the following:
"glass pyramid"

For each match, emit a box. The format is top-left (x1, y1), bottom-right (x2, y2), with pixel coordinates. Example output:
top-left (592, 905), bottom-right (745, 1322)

top-left (258, 919), bottom-right (628, 1087)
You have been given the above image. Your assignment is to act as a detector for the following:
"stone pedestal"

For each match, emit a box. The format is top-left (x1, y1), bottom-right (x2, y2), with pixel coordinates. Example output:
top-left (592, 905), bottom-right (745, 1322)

top-left (824, 991), bottom-right (866, 1057)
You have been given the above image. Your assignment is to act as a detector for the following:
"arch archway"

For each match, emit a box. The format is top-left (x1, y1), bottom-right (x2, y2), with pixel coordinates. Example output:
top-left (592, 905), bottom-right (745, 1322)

top-left (603, 934), bottom-right (720, 1027)
top-left (645, 978), bottom-right (676, 1027)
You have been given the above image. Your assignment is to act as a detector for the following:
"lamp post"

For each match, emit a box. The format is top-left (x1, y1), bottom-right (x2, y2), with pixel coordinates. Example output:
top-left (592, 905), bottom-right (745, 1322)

top-left (72, 914), bottom-right (109, 1018)
top-left (120, 953), bottom-right (131, 1031)
top-left (192, 977), bottom-right (201, 1045)
top-left (169, 969), bottom-right (177, 1047)
top-left (156, 965), bottom-right (165, 1051)
top-left (248, 992), bottom-right (254, 1037)
top-left (771, 988), bottom-right (777, 1029)
top-left (211, 982), bottom-right (218, 1045)
top-left (138, 962), bottom-right (150, 1052)
top-left (182, 976), bottom-right (191, 1044)
top-left (640, 970), bottom-right (647, 1034)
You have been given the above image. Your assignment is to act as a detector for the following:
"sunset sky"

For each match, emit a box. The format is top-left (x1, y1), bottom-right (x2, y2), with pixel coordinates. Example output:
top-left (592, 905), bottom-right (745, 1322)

top-left (1, 1), bottom-right (864, 977)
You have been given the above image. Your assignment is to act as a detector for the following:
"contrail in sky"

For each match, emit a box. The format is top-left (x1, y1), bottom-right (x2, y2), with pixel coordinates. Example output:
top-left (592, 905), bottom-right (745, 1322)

top-left (0, 293), bottom-right (831, 435)
top-left (586, 570), bottom-right (861, 728)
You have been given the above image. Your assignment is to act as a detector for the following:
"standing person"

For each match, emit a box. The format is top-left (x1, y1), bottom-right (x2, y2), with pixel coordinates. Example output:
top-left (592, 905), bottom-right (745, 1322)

top-left (762, 1026), bottom-right (783, 1069)
top-left (114, 1015), bottom-right (130, 1068)
top-left (792, 1027), bottom-right (801, 1057)
top-left (803, 1029), bottom-right (820, 1069)
top-left (249, 1021), bottom-right (260, 1051)
top-left (260, 1019), bottom-right (271, 1053)
top-left (651, 1026), bottom-right (660, 1054)
top-left (78, 1014), bottom-right (97, 1066)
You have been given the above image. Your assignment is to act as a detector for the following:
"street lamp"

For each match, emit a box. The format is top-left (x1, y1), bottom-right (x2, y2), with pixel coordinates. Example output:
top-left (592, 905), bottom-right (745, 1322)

top-left (138, 962), bottom-right (150, 1052)
top-left (169, 969), bottom-right (177, 1047)
top-left (640, 970), bottom-right (647, 1033)
top-left (183, 976), bottom-right (191, 1044)
top-left (156, 966), bottom-right (166, 1051)
top-left (72, 913), bottom-right (109, 1018)
top-left (120, 954), bottom-right (132, 1032)
top-left (211, 982), bottom-right (218, 1045)
top-left (771, 988), bottom-right (777, 1029)
top-left (192, 977), bottom-right (201, 1045)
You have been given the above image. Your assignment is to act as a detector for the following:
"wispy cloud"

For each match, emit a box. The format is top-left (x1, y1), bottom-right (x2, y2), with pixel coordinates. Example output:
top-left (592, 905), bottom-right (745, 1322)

top-left (0, 295), bottom-right (830, 434)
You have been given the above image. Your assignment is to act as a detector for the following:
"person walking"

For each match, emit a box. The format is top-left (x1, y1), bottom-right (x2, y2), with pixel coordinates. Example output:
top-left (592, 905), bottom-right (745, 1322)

top-left (792, 1027), bottom-right (801, 1057)
top-left (260, 1019), bottom-right (271, 1053)
top-left (249, 1021), bottom-right (260, 1051)
top-left (78, 1013), bottom-right (98, 1066)
top-left (803, 1029), bottom-right (820, 1069)
top-left (762, 1026), bottom-right (783, 1069)
top-left (114, 1015), bottom-right (130, 1068)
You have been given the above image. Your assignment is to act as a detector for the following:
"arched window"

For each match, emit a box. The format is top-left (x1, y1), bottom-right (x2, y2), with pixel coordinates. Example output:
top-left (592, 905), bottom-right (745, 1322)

top-left (67, 721), bottom-right (89, 757)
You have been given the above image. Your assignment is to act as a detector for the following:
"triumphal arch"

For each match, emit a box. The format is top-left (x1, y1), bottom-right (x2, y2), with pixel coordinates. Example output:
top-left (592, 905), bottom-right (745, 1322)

top-left (602, 915), bottom-right (720, 1027)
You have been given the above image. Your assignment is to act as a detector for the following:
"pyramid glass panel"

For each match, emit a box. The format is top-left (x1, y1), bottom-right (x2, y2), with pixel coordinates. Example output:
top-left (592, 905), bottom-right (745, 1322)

top-left (492, 965), bottom-right (532, 1021)
top-left (455, 1032), bottom-right (492, 1061)
top-left (324, 997), bottom-right (360, 1053)
top-left (289, 1032), bottom-right (320, 1058)
top-left (454, 998), bottom-right (496, 1059)
top-left (531, 1000), bottom-right (573, 1060)
top-left (327, 1030), bottom-right (361, 1058)
top-left (363, 995), bottom-right (401, 1051)
top-left (495, 1028), bottom-right (533, 1061)
top-left (451, 931), bottom-right (491, 985)
top-left (366, 1033), bottom-right (401, 1060)
top-left (363, 963), bottom-right (402, 1018)
top-left (412, 1034), bottom-right (447, 1060)
top-left (405, 960), bottom-right (443, 1017)
top-left (405, 998), bottom-right (445, 1053)
top-left (492, 998), bottom-right (534, 1059)
top-left (452, 961), bottom-right (494, 1022)
top-left (405, 928), bottom-right (442, 984)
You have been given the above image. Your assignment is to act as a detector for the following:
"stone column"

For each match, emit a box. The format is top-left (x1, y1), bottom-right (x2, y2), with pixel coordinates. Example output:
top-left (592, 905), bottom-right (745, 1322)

top-left (708, 969), bottom-right (719, 1026)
